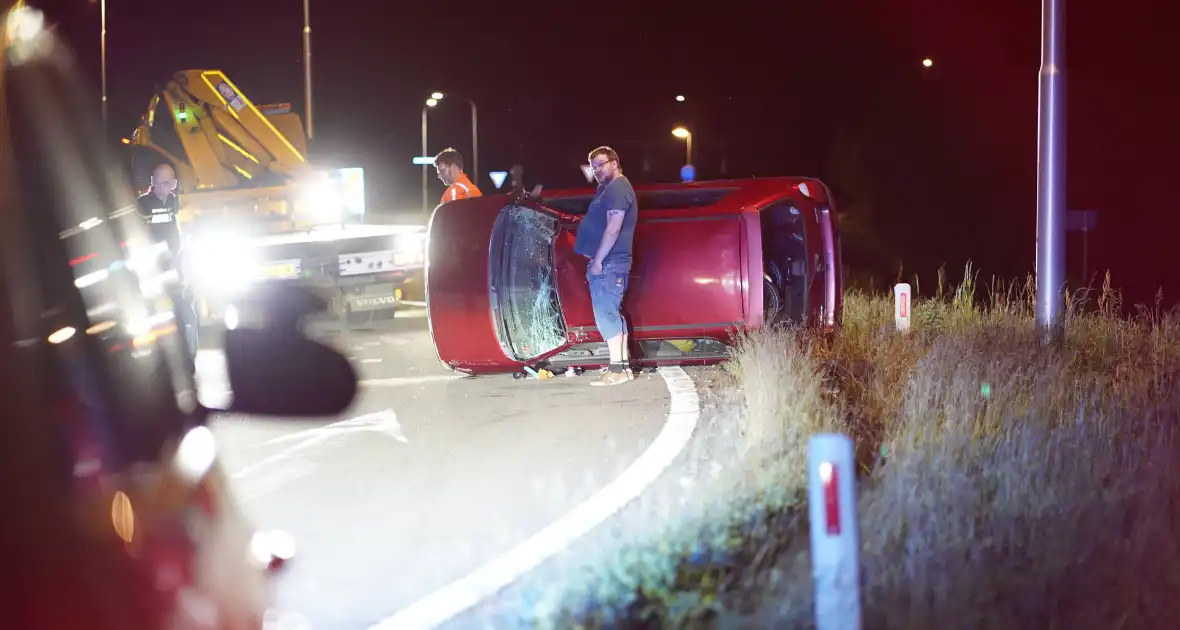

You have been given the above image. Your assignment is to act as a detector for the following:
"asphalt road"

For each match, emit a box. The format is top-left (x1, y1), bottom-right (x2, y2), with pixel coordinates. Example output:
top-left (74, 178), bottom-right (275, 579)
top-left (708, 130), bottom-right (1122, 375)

top-left (195, 307), bottom-right (679, 629)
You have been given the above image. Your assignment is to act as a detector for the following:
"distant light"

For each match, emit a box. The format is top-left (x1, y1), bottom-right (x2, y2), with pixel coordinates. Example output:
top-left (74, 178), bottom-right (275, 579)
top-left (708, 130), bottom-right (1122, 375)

top-left (431, 92), bottom-right (444, 100)
top-left (672, 127), bottom-right (690, 139)
top-left (48, 327), bottom-right (76, 344)
top-left (425, 98), bottom-right (438, 107)
top-left (121, 137), bottom-right (131, 144)
top-left (675, 95), bottom-right (685, 102)
top-left (6, 6), bottom-right (45, 46)
top-left (922, 58), bottom-right (933, 68)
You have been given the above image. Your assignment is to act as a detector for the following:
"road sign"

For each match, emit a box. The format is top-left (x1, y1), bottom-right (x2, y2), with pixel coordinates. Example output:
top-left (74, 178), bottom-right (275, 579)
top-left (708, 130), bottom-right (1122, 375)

top-left (1066, 209), bottom-right (1097, 232)
top-left (680, 164), bottom-right (695, 183)
top-left (580, 164), bottom-right (594, 183)
top-left (412, 156), bottom-right (435, 165)
top-left (489, 171), bottom-right (508, 189)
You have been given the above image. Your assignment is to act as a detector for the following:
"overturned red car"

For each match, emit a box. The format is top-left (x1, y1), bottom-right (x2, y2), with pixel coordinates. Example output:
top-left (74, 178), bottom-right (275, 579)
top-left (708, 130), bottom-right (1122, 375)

top-left (424, 177), bottom-right (844, 375)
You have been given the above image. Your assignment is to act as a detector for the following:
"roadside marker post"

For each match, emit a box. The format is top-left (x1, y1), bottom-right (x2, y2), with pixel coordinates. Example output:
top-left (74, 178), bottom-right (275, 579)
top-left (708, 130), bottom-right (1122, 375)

top-left (808, 433), bottom-right (862, 630)
top-left (893, 283), bottom-right (911, 332)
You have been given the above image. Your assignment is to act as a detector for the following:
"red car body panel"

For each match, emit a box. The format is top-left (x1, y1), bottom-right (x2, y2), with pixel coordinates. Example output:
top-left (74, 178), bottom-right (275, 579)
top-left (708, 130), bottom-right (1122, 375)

top-left (425, 177), bottom-right (843, 374)
top-left (423, 197), bottom-right (507, 369)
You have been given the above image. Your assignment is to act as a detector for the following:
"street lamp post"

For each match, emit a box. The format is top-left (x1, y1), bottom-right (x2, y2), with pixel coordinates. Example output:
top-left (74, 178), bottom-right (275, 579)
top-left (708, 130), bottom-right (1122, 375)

top-left (1035, 0), bottom-right (1066, 344)
top-left (100, 0), bottom-right (107, 133)
top-left (421, 99), bottom-right (436, 212)
top-left (303, 0), bottom-right (313, 140)
top-left (672, 126), bottom-right (692, 166)
top-left (426, 93), bottom-right (479, 186)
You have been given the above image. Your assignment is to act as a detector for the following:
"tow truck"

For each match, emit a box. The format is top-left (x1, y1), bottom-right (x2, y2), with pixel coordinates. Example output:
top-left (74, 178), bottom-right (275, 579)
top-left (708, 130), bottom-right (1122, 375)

top-left (125, 69), bottom-right (425, 329)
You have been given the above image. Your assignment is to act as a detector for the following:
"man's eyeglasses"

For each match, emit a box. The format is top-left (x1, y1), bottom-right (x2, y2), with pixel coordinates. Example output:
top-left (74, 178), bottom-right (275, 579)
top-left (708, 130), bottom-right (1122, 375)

top-left (590, 159), bottom-right (613, 170)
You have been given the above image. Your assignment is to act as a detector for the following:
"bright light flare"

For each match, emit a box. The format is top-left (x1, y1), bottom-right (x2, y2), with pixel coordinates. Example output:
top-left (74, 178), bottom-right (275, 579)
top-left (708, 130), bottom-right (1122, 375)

top-left (425, 98), bottom-right (438, 107)
top-left (675, 95), bottom-right (685, 102)
top-left (430, 92), bottom-right (444, 100)
top-left (48, 327), bottom-right (77, 344)
top-left (922, 57), bottom-right (933, 67)
top-left (175, 426), bottom-right (217, 483)
top-left (671, 127), bottom-right (691, 139)
top-left (186, 233), bottom-right (259, 294)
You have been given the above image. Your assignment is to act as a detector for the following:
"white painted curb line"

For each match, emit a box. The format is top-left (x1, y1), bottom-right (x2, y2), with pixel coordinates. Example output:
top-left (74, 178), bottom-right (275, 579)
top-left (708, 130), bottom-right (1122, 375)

top-left (368, 366), bottom-right (702, 630)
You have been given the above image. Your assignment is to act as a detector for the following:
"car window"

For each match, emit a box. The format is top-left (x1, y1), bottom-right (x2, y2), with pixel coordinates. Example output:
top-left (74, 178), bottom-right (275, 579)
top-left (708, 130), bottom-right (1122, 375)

top-left (493, 205), bottom-right (567, 361)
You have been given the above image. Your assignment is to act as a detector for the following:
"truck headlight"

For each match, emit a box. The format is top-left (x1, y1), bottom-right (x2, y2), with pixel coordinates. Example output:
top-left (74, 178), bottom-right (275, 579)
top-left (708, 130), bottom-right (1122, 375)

top-left (185, 235), bottom-right (258, 294)
top-left (296, 181), bottom-right (343, 225)
top-left (392, 232), bottom-right (426, 266)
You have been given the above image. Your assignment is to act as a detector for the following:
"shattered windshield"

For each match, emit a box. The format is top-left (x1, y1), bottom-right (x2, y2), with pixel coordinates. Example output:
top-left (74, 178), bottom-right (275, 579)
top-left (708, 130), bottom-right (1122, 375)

top-left (493, 205), bottom-right (567, 362)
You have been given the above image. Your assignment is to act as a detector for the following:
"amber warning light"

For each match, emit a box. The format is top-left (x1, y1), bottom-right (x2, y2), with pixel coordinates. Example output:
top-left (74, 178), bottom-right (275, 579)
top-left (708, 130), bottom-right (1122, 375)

top-left (894, 283), bottom-right (911, 332)
top-left (808, 433), bottom-right (862, 630)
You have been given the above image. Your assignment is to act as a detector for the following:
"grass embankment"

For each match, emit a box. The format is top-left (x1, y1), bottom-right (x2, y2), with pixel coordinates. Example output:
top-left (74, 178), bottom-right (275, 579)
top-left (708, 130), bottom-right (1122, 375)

top-left (538, 266), bottom-right (1180, 629)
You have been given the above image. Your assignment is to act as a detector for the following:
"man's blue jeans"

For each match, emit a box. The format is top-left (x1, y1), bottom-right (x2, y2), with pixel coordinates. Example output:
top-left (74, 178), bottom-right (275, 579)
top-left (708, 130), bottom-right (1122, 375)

top-left (587, 259), bottom-right (630, 340)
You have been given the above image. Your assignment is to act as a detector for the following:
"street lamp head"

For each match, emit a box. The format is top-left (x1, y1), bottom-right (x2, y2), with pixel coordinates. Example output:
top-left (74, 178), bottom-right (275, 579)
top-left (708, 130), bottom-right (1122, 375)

top-left (431, 92), bottom-right (444, 100)
top-left (922, 57), bottom-right (933, 68)
top-left (675, 95), bottom-right (685, 102)
top-left (672, 127), bottom-right (690, 139)
top-left (426, 98), bottom-right (438, 107)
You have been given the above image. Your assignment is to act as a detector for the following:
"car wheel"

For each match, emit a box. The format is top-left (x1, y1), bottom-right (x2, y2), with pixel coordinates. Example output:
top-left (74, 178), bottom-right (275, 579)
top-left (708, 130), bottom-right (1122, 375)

top-left (765, 260), bottom-right (784, 289)
top-left (764, 272), bottom-right (783, 326)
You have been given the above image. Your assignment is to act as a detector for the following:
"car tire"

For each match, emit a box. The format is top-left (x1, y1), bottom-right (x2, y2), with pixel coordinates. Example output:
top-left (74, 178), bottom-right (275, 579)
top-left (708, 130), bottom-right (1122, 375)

top-left (764, 272), bottom-right (783, 326)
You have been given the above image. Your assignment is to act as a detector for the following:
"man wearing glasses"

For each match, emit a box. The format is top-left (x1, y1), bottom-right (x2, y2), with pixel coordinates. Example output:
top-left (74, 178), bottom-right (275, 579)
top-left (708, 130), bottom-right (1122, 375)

top-left (573, 146), bottom-right (638, 387)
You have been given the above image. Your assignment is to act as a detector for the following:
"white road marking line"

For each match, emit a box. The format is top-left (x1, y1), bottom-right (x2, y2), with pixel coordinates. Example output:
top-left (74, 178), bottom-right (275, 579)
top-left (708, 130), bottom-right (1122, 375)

top-left (230, 409), bottom-right (408, 480)
top-left (368, 366), bottom-right (701, 630)
top-left (359, 374), bottom-right (464, 387)
top-left (266, 409), bottom-right (407, 445)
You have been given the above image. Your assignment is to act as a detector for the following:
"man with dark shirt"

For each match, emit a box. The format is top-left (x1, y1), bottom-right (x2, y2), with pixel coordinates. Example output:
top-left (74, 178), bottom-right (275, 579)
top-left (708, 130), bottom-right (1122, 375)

top-left (573, 146), bottom-right (639, 386)
top-left (136, 163), bottom-right (181, 256)
top-left (136, 163), bottom-right (197, 369)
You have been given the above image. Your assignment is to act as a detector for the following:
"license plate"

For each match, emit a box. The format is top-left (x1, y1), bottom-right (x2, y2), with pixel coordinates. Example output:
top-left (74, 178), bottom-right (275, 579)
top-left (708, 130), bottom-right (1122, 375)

top-left (393, 251), bottom-right (423, 267)
top-left (259, 262), bottom-right (298, 279)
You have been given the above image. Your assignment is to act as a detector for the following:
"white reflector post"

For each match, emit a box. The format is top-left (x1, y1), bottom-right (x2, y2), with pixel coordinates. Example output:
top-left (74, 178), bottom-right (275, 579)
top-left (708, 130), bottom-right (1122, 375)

top-left (808, 433), bottom-right (861, 630)
top-left (893, 282), bottom-right (911, 332)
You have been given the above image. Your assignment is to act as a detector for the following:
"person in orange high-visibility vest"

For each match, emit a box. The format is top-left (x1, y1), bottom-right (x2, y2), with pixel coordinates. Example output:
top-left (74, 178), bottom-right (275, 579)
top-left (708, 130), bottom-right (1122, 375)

top-left (433, 147), bottom-right (482, 204)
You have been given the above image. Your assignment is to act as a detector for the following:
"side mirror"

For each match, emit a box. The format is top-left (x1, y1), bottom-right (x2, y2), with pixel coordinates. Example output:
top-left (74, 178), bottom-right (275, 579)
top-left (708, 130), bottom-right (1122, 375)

top-left (223, 326), bottom-right (359, 417)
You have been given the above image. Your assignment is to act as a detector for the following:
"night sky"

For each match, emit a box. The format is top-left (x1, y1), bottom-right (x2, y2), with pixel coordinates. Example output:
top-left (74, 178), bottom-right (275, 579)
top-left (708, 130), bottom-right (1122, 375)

top-left (31, 0), bottom-right (1173, 308)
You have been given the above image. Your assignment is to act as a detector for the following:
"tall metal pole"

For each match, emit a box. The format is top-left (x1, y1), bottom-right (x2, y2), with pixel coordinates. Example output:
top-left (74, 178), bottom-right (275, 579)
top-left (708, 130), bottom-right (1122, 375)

top-left (421, 106), bottom-right (429, 212)
top-left (303, 0), bottom-right (313, 141)
top-left (470, 100), bottom-right (479, 188)
top-left (1035, 0), bottom-right (1066, 342)
top-left (686, 132), bottom-right (693, 166)
top-left (101, 0), bottom-right (107, 134)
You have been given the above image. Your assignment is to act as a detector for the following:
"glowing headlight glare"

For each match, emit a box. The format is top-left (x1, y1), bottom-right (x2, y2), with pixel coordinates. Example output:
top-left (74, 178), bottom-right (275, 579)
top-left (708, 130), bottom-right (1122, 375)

top-left (186, 237), bottom-right (259, 293)
top-left (298, 182), bottom-right (343, 224)
top-left (393, 232), bottom-right (426, 254)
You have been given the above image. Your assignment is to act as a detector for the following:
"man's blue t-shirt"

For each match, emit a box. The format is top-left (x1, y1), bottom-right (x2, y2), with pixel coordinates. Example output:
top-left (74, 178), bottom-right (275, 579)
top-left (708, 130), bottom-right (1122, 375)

top-left (573, 175), bottom-right (638, 265)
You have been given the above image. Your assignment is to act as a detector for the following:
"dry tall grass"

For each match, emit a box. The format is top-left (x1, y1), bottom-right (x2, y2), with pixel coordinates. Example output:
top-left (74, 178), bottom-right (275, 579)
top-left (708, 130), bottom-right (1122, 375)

top-left (731, 266), bottom-right (1180, 629)
top-left (524, 266), bottom-right (1180, 629)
